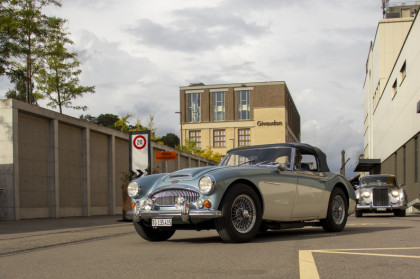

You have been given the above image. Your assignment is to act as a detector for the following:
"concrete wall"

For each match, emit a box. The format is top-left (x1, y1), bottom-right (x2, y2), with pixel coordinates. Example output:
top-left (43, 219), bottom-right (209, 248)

top-left (0, 99), bottom-right (216, 220)
top-left (381, 134), bottom-right (420, 205)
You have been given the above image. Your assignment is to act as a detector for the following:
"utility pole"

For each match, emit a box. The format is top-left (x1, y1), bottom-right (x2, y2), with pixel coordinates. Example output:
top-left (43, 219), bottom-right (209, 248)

top-left (340, 150), bottom-right (350, 177)
top-left (175, 112), bottom-right (183, 151)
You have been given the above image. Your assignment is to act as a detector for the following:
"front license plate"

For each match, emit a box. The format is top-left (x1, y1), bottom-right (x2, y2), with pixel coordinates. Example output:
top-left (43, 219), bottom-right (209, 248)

top-left (376, 208), bottom-right (386, 211)
top-left (152, 218), bottom-right (172, 227)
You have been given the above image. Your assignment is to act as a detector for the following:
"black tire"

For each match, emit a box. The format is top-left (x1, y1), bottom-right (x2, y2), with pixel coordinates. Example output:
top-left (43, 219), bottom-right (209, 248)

top-left (133, 221), bottom-right (176, 242)
top-left (355, 211), bottom-right (363, 218)
top-left (393, 209), bottom-right (406, 217)
top-left (214, 184), bottom-right (262, 243)
top-left (321, 188), bottom-right (348, 232)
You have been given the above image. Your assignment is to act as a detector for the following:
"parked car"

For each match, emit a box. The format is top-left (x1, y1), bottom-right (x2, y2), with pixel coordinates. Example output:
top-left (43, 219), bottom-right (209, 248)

top-left (355, 174), bottom-right (407, 217)
top-left (127, 143), bottom-right (356, 243)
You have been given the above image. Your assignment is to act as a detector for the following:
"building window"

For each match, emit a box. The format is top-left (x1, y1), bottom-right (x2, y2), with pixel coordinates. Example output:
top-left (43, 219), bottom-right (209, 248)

top-left (189, 130), bottom-right (201, 148)
top-left (400, 61), bottom-right (406, 84)
top-left (188, 93), bottom-right (201, 122)
top-left (238, 128), bottom-right (250, 147)
top-left (213, 92), bottom-right (225, 121)
top-left (238, 90), bottom-right (250, 120)
top-left (392, 79), bottom-right (398, 98)
top-left (213, 130), bottom-right (225, 147)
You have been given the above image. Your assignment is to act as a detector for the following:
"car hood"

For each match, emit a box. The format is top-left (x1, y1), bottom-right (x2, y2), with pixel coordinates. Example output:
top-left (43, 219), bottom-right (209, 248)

top-left (163, 166), bottom-right (227, 182)
top-left (359, 183), bottom-right (396, 189)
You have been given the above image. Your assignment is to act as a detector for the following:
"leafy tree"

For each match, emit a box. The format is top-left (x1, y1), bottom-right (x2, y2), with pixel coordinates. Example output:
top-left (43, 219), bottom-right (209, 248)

top-left (4, 67), bottom-right (40, 103)
top-left (113, 114), bottom-right (134, 133)
top-left (177, 139), bottom-right (222, 163)
top-left (178, 138), bottom-right (203, 155)
top-left (95, 113), bottom-right (119, 128)
top-left (79, 114), bottom-right (96, 123)
top-left (161, 133), bottom-right (180, 148)
top-left (113, 114), bottom-right (162, 142)
top-left (80, 113), bottom-right (120, 129)
top-left (35, 17), bottom-right (94, 113)
top-left (200, 146), bottom-right (223, 163)
top-left (0, 0), bottom-right (63, 103)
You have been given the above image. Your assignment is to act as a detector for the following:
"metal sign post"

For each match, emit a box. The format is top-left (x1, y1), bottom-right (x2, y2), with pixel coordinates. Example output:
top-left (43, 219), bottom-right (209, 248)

top-left (129, 131), bottom-right (151, 177)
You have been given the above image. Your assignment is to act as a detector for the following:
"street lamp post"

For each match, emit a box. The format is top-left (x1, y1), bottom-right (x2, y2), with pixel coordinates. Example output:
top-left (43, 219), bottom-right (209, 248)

top-left (175, 112), bottom-right (183, 151)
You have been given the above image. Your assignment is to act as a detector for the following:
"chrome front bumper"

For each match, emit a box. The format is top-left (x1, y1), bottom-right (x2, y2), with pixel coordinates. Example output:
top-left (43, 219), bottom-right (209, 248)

top-left (134, 209), bottom-right (222, 223)
top-left (356, 204), bottom-right (407, 211)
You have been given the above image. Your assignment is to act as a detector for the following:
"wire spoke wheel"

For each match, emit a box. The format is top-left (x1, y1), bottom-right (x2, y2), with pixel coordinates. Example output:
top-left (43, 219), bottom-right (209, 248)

top-left (231, 194), bottom-right (256, 234)
top-left (331, 195), bottom-right (345, 225)
top-left (321, 187), bottom-right (348, 232)
top-left (215, 184), bottom-right (262, 243)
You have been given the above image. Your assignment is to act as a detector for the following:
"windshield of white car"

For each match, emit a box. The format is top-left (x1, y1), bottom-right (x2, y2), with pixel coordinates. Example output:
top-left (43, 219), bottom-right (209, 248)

top-left (220, 147), bottom-right (292, 167)
top-left (360, 176), bottom-right (396, 187)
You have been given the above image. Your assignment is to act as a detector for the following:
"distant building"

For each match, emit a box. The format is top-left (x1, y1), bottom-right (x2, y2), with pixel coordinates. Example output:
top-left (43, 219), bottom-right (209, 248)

top-left (356, 6), bottom-right (420, 210)
top-left (178, 81), bottom-right (300, 155)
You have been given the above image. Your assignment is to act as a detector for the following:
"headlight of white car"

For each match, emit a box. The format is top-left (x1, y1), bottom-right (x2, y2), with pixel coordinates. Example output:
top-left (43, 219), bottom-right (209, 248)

top-left (362, 191), bottom-right (371, 198)
top-left (199, 175), bottom-right (215, 195)
top-left (391, 189), bottom-right (400, 197)
top-left (127, 181), bottom-right (141, 198)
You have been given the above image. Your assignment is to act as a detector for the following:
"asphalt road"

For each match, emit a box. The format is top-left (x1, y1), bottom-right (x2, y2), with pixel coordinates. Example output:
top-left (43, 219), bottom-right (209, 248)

top-left (1, 214), bottom-right (420, 279)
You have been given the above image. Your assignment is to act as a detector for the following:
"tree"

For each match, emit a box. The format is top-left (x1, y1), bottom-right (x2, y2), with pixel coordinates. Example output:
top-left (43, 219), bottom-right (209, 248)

top-left (200, 146), bottom-right (223, 163)
top-left (178, 138), bottom-right (203, 155)
top-left (35, 17), bottom-right (94, 113)
top-left (80, 113), bottom-right (120, 130)
top-left (0, 0), bottom-right (63, 103)
top-left (177, 139), bottom-right (222, 163)
top-left (161, 133), bottom-right (180, 148)
top-left (114, 114), bottom-right (162, 143)
top-left (4, 67), bottom-right (40, 103)
top-left (95, 113), bottom-right (119, 128)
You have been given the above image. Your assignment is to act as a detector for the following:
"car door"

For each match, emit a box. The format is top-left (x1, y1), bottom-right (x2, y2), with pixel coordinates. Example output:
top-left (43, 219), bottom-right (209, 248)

top-left (259, 171), bottom-right (299, 221)
top-left (291, 154), bottom-right (329, 218)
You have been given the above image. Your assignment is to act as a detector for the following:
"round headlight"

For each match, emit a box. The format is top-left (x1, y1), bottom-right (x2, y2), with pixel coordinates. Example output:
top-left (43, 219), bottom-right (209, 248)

top-left (199, 175), bottom-right (215, 195)
top-left (127, 181), bottom-right (141, 198)
top-left (362, 191), bottom-right (371, 198)
top-left (391, 190), bottom-right (400, 197)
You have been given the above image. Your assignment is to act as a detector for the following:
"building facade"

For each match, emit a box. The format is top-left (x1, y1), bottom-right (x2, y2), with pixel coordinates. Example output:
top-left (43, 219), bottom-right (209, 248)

top-left (357, 8), bottom-right (420, 209)
top-left (179, 81), bottom-right (300, 155)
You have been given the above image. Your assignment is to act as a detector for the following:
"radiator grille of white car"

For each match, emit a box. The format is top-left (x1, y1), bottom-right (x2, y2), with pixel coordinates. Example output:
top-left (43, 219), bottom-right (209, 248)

top-left (373, 188), bottom-right (389, 206)
top-left (152, 189), bottom-right (200, 206)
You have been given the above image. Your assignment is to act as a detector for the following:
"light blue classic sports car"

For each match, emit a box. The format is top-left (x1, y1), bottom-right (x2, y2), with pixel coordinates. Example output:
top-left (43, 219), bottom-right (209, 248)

top-left (128, 143), bottom-right (356, 243)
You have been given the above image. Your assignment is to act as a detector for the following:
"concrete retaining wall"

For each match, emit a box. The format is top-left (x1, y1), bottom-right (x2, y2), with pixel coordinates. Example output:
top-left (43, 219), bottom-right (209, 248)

top-left (0, 99), bottom-right (216, 220)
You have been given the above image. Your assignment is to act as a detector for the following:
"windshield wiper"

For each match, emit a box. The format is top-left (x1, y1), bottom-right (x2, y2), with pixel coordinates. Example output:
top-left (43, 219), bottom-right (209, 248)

top-left (237, 160), bottom-right (255, 166)
top-left (256, 161), bottom-right (276, 166)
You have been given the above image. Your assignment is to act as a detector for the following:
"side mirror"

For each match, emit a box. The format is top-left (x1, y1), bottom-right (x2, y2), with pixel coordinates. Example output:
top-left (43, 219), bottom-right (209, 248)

top-left (277, 164), bottom-right (287, 171)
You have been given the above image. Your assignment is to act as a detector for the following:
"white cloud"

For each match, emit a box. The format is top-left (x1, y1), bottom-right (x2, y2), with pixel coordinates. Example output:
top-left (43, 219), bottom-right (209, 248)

top-left (1, 0), bottom-right (383, 174)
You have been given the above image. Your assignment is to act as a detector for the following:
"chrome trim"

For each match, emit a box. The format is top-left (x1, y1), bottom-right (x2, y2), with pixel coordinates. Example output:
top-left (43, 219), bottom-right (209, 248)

top-left (168, 174), bottom-right (192, 178)
top-left (356, 205), bottom-right (407, 210)
top-left (134, 209), bottom-right (222, 222)
top-left (199, 175), bottom-right (216, 194)
top-left (151, 187), bottom-right (201, 206)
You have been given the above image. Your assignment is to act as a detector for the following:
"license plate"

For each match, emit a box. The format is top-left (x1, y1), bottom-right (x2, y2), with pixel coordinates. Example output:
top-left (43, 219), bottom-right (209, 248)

top-left (152, 218), bottom-right (172, 227)
top-left (376, 208), bottom-right (386, 211)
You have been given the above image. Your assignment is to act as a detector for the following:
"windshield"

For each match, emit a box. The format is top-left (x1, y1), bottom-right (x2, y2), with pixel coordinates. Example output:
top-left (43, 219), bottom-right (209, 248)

top-left (220, 147), bottom-right (292, 167)
top-left (360, 176), bottom-right (396, 187)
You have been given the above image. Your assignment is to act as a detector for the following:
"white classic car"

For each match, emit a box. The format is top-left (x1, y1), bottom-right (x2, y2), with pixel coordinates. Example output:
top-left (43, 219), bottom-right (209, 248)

top-left (355, 174), bottom-right (407, 217)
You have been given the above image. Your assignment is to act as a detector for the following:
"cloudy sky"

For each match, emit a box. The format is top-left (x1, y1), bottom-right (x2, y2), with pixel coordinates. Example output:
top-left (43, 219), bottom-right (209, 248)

top-left (0, 0), bottom-right (386, 175)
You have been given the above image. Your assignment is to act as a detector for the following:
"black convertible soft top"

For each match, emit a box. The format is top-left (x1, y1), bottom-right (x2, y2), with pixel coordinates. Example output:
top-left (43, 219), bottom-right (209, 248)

top-left (228, 143), bottom-right (330, 172)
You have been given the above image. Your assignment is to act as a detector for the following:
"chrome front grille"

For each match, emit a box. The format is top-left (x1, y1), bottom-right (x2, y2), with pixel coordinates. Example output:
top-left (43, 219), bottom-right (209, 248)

top-left (373, 188), bottom-right (389, 206)
top-left (152, 189), bottom-right (200, 206)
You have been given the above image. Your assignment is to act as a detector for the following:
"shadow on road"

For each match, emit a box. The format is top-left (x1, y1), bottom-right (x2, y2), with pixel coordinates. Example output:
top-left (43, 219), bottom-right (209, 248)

top-left (0, 215), bottom-right (127, 235)
top-left (169, 224), bottom-right (411, 244)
